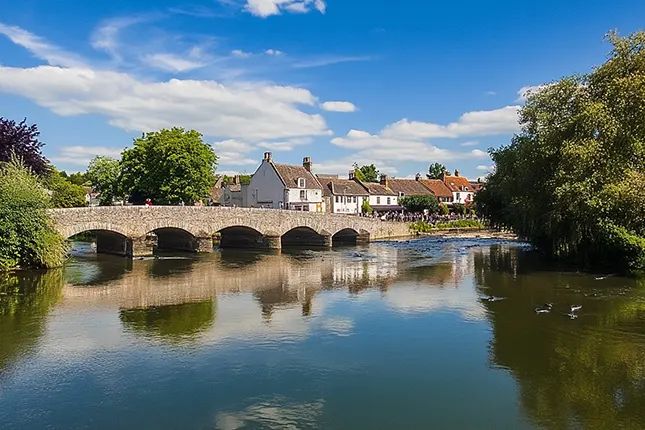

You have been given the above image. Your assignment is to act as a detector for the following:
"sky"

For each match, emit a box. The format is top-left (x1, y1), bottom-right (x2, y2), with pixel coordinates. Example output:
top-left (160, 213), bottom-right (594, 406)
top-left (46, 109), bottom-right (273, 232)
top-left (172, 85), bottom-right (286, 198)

top-left (1, 1), bottom-right (644, 180)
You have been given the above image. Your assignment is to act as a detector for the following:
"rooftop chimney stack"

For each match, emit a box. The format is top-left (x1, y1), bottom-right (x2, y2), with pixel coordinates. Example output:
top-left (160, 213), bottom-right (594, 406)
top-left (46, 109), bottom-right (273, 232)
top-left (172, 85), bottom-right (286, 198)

top-left (263, 152), bottom-right (272, 162)
top-left (233, 175), bottom-right (240, 185)
top-left (380, 174), bottom-right (389, 188)
top-left (349, 170), bottom-right (355, 180)
top-left (415, 173), bottom-right (421, 181)
top-left (303, 156), bottom-right (312, 172)
top-left (454, 169), bottom-right (460, 177)
top-left (441, 168), bottom-right (447, 182)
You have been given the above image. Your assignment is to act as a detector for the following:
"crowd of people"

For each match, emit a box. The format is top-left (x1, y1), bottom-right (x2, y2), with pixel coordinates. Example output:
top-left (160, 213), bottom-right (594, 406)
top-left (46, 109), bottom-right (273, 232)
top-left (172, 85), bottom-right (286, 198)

top-left (366, 210), bottom-right (477, 224)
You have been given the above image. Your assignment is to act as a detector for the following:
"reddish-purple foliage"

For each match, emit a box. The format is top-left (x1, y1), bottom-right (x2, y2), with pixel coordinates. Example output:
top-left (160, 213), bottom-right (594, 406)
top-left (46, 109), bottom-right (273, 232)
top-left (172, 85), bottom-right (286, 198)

top-left (0, 117), bottom-right (50, 176)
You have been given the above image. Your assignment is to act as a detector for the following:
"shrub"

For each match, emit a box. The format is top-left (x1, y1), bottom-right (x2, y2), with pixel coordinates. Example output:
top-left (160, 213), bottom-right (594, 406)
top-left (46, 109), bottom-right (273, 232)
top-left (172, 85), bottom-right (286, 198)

top-left (0, 157), bottom-right (68, 271)
top-left (400, 195), bottom-right (439, 213)
top-left (361, 200), bottom-right (372, 214)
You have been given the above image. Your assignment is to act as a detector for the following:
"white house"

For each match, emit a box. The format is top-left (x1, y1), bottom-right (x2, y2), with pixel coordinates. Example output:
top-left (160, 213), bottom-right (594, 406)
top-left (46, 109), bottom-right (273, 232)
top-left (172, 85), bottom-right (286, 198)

top-left (320, 172), bottom-right (369, 214)
top-left (248, 152), bottom-right (325, 212)
top-left (442, 170), bottom-right (475, 205)
top-left (360, 175), bottom-right (401, 212)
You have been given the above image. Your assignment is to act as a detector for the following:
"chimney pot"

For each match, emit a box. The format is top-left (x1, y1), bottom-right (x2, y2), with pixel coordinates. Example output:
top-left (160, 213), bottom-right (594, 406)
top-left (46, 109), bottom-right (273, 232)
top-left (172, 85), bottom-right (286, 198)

top-left (349, 170), bottom-right (355, 180)
top-left (380, 174), bottom-right (389, 187)
top-left (415, 173), bottom-right (421, 181)
top-left (303, 156), bottom-right (312, 172)
top-left (454, 169), bottom-right (460, 177)
top-left (264, 152), bottom-right (272, 161)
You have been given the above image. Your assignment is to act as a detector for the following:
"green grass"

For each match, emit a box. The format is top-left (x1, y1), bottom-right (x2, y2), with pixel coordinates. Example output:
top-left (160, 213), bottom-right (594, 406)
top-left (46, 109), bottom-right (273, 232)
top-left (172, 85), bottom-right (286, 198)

top-left (409, 219), bottom-right (485, 233)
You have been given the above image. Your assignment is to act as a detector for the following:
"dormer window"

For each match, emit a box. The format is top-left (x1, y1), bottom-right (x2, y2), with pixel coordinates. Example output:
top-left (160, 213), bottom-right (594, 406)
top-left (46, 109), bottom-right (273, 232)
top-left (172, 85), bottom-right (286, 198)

top-left (398, 192), bottom-right (405, 197)
top-left (465, 186), bottom-right (469, 191)
top-left (298, 178), bottom-right (305, 188)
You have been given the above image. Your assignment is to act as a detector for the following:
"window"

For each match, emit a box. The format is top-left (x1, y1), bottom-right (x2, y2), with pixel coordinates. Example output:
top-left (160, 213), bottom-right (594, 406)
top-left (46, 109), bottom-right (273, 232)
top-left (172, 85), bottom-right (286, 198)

top-left (387, 197), bottom-right (391, 205)
top-left (352, 196), bottom-right (357, 203)
top-left (456, 193), bottom-right (461, 201)
top-left (298, 178), bottom-right (305, 188)
top-left (300, 190), bottom-right (306, 200)
top-left (335, 196), bottom-right (339, 203)
top-left (376, 196), bottom-right (381, 204)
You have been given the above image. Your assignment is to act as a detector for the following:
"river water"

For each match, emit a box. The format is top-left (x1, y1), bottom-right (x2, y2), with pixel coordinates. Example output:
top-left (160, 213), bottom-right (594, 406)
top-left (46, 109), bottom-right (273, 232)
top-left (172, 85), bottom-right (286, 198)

top-left (1, 238), bottom-right (645, 429)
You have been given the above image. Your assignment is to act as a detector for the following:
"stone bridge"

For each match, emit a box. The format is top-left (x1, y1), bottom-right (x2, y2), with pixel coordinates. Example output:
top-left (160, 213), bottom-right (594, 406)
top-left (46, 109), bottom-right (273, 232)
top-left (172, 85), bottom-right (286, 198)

top-left (49, 206), bottom-right (411, 258)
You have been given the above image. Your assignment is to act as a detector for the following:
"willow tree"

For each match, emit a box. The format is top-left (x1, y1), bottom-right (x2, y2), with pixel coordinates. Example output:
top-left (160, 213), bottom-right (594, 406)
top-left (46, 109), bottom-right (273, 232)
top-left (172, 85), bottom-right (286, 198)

top-left (477, 31), bottom-right (645, 272)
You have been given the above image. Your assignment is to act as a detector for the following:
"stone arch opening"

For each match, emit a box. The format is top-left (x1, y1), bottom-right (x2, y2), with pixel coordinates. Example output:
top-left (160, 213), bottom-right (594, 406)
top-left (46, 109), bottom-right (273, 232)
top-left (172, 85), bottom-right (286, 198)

top-left (281, 227), bottom-right (330, 248)
top-left (67, 229), bottom-right (131, 257)
top-left (217, 226), bottom-right (265, 249)
top-left (150, 227), bottom-right (198, 253)
top-left (332, 228), bottom-right (360, 246)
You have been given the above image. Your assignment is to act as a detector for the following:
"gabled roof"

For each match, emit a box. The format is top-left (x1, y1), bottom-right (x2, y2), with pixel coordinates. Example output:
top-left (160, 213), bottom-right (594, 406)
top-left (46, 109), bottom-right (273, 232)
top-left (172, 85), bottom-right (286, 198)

top-left (387, 179), bottom-right (434, 196)
top-left (420, 179), bottom-right (453, 198)
top-left (272, 162), bottom-right (322, 189)
top-left (444, 175), bottom-right (472, 192)
top-left (361, 182), bottom-right (397, 196)
top-left (469, 181), bottom-right (483, 192)
top-left (321, 178), bottom-right (369, 197)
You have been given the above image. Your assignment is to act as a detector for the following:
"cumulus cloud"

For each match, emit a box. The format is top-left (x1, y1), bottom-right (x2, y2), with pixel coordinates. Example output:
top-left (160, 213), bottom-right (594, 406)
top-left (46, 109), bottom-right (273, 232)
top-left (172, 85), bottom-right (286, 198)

top-left (476, 165), bottom-right (492, 171)
top-left (212, 139), bottom-right (263, 166)
top-left (320, 101), bottom-right (356, 112)
top-left (265, 49), bottom-right (283, 56)
top-left (91, 16), bottom-right (148, 61)
top-left (381, 106), bottom-right (520, 140)
top-left (245, 0), bottom-right (326, 17)
top-left (517, 84), bottom-right (551, 102)
top-left (50, 145), bottom-right (124, 165)
top-left (0, 24), bottom-right (86, 68)
top-left (142, 53), bottom-right (206, 72)
top-left (459, 141), bottom-right (479, 147)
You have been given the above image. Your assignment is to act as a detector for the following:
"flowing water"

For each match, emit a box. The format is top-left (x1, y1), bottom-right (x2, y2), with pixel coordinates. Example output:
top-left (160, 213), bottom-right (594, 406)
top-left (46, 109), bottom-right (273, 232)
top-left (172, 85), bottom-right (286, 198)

top-left (1, 238), bottom-right (645, 429)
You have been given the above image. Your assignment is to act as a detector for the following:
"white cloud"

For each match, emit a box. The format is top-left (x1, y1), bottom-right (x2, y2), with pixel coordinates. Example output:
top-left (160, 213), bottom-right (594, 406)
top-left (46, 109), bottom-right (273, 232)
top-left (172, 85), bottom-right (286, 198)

top-left (459, 141), bottom-right (479, 147)
top-left (231, 49), bottom-right (252, 58)
top-left (485, 91), bottom-right (497, 96)
top-left (381, 106), bottom-right (520, 140)
top-left (476, 165), bottom-right (492, 171)
top-left (257, 137), bottom-right (311, 151)
top-left (50, 145), bottom-right (123, 165)
top-left (292, 55), bottom-right (370, 68)
top-left (90, 16), bottom-right (146, 61)
top-left (244, 0), bottom-right (326, 17)
top-left (142, 53), bottom-right (206, 72)
top-left (0, 23), bottom-right (86, 68)
top-left (320, 101), bottom-right (356, 112)
top-left (517, 85), bottom-right (551, 102)
top-left (265, 49), bottom-right (283, 56)
top-left (212, 139), bottom-right (261, 166)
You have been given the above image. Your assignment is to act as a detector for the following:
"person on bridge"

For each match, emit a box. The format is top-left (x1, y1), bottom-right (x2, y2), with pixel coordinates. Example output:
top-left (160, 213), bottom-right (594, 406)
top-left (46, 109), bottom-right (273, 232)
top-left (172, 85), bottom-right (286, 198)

top-left (145, 198), bottom-right (153, 206)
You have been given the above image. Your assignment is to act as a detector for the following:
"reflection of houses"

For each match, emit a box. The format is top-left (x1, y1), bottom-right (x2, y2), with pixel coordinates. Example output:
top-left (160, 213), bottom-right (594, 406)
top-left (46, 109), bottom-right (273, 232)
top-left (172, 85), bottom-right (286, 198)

top-left (319, 172), bottom-right (369, 214)
top-left (248, 152), bottom-right (325, 212)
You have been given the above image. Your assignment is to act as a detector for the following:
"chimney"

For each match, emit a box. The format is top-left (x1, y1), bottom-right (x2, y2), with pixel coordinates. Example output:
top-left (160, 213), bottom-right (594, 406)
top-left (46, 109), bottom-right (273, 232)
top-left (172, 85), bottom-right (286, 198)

top-left (233, 175), bottom-right (239, 185)
top-left (263, 152), bottom-right (272, 162)
top-left (349, 170), bottom-right (355, 180)
top-left (415, 173), bottom-right (421, 181)
top-left (380, 174), bottom-right (388, 188)
top-left (441, 168), bottom-right (447, 182)
top-left (454, 169), bottom-right (460, 177)
top-left (303, 156), bottom-right (312, 172)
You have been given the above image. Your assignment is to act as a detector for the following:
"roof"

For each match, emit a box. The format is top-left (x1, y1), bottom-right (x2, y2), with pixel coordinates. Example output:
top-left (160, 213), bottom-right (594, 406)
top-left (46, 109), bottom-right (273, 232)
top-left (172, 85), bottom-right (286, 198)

top-left (360, 182), bottom-right (396, 196)
top-left (420, 179), bottom-right (453, 198)
top-left (321, 178), bottom-right (369, 197)
top-left (443, 175), bottom-right (472, 192)
top-left (272, 162), bottom-right (322, 189)
top-left (386, 179), bottom-right (434, 196)
top-left (469, 181), bottom-right (483, 192)
top-left (210, 187), bottom-right (224, 201)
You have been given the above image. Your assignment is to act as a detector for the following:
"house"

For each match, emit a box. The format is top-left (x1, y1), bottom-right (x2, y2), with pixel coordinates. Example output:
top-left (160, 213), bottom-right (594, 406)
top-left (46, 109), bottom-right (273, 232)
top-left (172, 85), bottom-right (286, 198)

top-left (384, 174), bottom-right (436, 200)
top-left (469, 181), bottom-right (484, 193)
top-left (220, 175), bottom-right (249, 207)
top-left (419, 179), bottom-right (453, 204)
top-left (248, 152), bottom-right (325, 212)
top-left (360, 178), bottom-right (400, 212)
top-left (442, 169), bottom-right (474, 204)
top-left (320, 171), bottom-right (369, 214)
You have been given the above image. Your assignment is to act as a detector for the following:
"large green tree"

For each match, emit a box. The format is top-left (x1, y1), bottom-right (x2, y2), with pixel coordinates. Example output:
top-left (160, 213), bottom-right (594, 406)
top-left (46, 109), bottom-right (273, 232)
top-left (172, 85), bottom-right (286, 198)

top-left (86, 156), bottom-right (121, 206)
top-left (120, 128), bottom-right (218, 205)
top-left (43, 170), bottom-right (87, 208)
top-left (399, 195), bottom-right (439, 213)
top-left (427, 163), bottom-right (447, 179)
top-left (477, 31), bottom-right (645, 273)
top-left (352, 163), bottom-right (379, 182)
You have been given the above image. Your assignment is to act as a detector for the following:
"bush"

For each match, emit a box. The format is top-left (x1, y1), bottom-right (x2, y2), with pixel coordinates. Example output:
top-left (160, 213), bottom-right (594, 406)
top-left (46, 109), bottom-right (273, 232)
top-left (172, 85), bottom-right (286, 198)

top-left (400, 195), bottom-right (439, 213)
top-left (43, 171), bottom-right (87, 208)
top-left (0, 157), bottom-right (68, 271)
top-left (453, 203), bottom-right (467, 216)
top-left (438, 203), bottom-right (449, 216)
top-left (361, 200), bottom-right (372, 214)
top-left (409, 219), bottom-right (485, 233)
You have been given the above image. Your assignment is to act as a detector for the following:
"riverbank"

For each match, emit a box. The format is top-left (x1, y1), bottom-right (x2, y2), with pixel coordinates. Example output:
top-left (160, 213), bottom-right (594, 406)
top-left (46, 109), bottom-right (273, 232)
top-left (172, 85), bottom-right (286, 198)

top-left (417, 228), bottom-right (519, 240)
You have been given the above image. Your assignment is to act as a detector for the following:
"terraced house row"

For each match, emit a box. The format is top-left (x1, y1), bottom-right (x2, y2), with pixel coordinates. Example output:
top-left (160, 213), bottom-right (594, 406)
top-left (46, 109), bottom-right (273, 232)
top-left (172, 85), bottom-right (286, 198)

top-left (214, 152), bottom-right (481, 214)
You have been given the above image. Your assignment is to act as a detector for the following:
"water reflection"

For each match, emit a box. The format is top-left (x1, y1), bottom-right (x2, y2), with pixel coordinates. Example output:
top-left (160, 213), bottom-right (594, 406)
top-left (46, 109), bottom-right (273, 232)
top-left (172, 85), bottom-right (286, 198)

top-left (474, 246), bottom-right (645, 429)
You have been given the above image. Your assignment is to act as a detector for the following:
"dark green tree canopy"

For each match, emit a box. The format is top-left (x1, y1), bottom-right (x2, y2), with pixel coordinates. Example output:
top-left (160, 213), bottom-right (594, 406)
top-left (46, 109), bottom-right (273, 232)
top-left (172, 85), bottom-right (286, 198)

top-left (399, 195), bottom-right (439, 213)
top-left (477, 31), bottom-right (645, 272)
top-left (0, 118), bottom-right (50, 176)
top-left (87, 156), bottom-right (121, 206)
top-left (427, 163), bottom-right (448, 179)
top-left (43, 170), bottom-right (87, 208)
top-left (120, 128), bottom-right (218, 205)
top-left (352, 163), bottom-right (379, 182)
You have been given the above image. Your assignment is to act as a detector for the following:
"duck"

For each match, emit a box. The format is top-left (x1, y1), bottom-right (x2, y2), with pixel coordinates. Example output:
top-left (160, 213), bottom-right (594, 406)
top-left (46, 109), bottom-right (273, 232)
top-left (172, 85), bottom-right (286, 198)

top-left (570, 305), bottom-right (582, 312)
top-left (565, 312), bottom-right (579, 320)
top-left (535, 303), bottom-right (553, 314)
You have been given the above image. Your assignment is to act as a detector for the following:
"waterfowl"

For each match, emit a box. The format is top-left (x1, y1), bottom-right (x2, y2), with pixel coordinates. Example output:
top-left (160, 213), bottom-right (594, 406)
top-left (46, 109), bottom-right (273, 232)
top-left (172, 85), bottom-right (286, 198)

top-left (570, 305), bottom-right (582, 312)
top-left (535, 303), bottom-right (553, 314)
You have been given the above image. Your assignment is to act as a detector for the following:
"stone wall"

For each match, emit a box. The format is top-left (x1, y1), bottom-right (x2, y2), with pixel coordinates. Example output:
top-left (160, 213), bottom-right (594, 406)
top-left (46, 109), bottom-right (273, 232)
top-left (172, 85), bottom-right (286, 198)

top-left (49, 206), bottom-right (411, 243)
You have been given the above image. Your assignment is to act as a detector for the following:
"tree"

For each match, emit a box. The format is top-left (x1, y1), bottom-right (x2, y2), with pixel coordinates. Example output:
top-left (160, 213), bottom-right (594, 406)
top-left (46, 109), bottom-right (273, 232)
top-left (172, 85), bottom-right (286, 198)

top-left (87, 156), bottom-right (121, 206)
top-left (477, 31), bottom-right (645, 273)
top-left (353, 163), bottom-right (379, 182)
top-left (438, 202), bottom-right (449, 216)
top-left (42, 170), bottom-right (87, 208)
top-left (67, 172), bottom-right (88, 186)
top-left (0, 118), bottom-right (50, 176)
top-left (399, 195), bottom-right (439, 213)
top-left (120, 128), bottom-right (218, 205)
top-left (0, 156), bottom-right (67, 271)
top-left (453, 203), bottom-right (467, 216)
top-left (361, 199), bottom-right (372, 214)
top-left (427, 163), bottom-right (447, 180)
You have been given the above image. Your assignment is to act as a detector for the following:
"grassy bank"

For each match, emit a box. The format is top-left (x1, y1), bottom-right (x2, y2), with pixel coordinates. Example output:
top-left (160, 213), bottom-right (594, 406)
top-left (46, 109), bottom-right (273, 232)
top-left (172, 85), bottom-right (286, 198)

top-left (409, 220), bottom-right (486, 234)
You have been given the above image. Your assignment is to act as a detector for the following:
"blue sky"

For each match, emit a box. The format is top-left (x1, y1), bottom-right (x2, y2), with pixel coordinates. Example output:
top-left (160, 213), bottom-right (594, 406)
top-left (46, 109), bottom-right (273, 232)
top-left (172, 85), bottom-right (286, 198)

top-left (1, 0), bottom-right (644, 179)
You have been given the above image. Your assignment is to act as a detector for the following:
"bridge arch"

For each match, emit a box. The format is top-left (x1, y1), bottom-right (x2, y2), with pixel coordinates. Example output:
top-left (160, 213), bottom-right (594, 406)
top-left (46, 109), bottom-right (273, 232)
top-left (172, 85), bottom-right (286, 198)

top-left (281, 226), bottom-right (330, 248)
top-left (61, 223), bottom-right (130, 240)
top-left (332, 228), bottom-right (370, 246)
top-left (217, 225), bottom-right (266, 249)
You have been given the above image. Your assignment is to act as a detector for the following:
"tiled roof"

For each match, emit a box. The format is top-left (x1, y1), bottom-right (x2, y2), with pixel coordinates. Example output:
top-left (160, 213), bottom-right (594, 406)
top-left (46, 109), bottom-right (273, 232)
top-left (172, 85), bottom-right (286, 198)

top-left (272, 163), bottom-right (322, 189)
top-left (387, 179), bottom-right (434, 196)
top-left (321, 178), bottom-right (369, 197)
top-left (360, 182), bottom-right (396, 196)
top-left (469, 181), bottom-right (483, 192)
top-left (420, 179), bottom-right (453, 198)
top-left (444, 175), bottom-right (472, 192)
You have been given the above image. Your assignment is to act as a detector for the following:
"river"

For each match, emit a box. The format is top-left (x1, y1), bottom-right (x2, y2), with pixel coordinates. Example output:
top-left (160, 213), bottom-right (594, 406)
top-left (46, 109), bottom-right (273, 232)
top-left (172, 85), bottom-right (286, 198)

top-left (1, 238), bottom-right (645, 429)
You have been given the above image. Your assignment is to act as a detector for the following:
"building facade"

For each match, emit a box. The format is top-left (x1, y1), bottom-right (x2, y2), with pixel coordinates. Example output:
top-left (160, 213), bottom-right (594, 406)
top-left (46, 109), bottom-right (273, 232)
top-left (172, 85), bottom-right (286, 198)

top-left (441, 170), bottom-right (474, 204)
top-left (320, 172), bottom-right (369, 214)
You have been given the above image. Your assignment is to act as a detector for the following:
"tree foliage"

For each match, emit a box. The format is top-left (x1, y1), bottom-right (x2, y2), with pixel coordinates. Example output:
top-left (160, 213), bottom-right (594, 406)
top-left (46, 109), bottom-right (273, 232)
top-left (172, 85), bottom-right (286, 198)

top-left (438, 202), bottom-right (449, 216)
top-left (42, 170), bottom-right (87, 208)
top-left (0, 118), bottom-right (50, 176)
top-left (399, 195), bottom-right (439, 213)
top-left (476, 31), bottom-right (645, 272)
top-left (87, 156), bottom-right (121, 206)
top-left (427, 162), bottom-right (447, 180)
top-left (352, 163), bottom-right (379, 182)
top-left (361, 199), bottom-right (372, 214)
top-left (0, 157), bottom-right (67, 271)
top-left (120, 128), bottom-right (218, 205)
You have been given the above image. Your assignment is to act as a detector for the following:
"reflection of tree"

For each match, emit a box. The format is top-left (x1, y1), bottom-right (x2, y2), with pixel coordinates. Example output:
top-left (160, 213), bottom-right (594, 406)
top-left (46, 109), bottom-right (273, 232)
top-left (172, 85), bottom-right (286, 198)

top-left (64, 254), bottom-right (132, 286)
top-left (253, 286), bottom-right (302, 322)
top-left (475, 246), bottom-right (645, 429)
top-left (148, 256), bottom-right (195, 277)
top-left (119, 300), bottom-right (215, 341)
top-left (403, 263), bottom-right (455, 287)
top-left (0, 270), bottom-right (64, 373)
